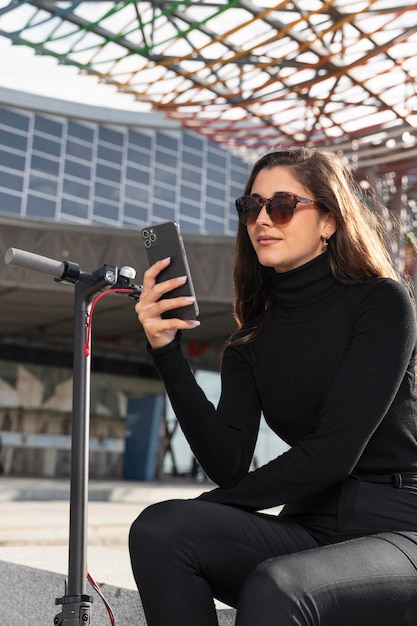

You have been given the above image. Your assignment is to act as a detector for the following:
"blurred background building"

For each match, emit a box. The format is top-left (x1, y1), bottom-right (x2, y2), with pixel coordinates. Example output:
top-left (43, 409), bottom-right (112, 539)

top-left (0, 87), bottom-right (248, 479)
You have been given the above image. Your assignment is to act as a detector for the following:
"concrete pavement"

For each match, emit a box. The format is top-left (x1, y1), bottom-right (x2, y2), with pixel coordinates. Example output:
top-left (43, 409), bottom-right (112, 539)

top-left (0, 476), bottom-right (236, 625)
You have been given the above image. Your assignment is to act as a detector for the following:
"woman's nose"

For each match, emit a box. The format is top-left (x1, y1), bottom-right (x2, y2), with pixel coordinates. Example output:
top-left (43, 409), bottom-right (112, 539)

top-left (255, 202), bottom-right (272, 224)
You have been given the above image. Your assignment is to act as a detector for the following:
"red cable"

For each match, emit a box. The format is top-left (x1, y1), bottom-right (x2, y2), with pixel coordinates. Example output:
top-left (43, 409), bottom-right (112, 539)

top-left (83, 288), bottom-right (136, 357)
top-left (87, 569), bottom-right (116, 626)
top-left (83, 288), bottom-right (137, 623)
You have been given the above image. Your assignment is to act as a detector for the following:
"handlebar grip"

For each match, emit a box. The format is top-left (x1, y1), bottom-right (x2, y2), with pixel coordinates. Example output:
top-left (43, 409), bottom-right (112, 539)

top-left (4, 247), bottom-right (66, 279)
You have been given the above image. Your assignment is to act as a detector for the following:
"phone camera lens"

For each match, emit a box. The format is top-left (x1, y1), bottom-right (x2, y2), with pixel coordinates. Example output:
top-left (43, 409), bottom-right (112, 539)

top-left (150, 233), bottom-right (156, 242)
top-left (144, 239), bottom-right (151, 248)
top-left (142, 230), bottom-right (149, 239)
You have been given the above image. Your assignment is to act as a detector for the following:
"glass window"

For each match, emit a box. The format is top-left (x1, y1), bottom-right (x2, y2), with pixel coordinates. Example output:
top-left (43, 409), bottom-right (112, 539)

top-left (155, 166), bottom-right (177, 188)
top-left (231, 169), bottom-right (248, 191)
top-left (0, 149), bottom-right (26, 171)
top-left (176, 218), bottom-right (200, 234)
top-left (0, 170), bottom-right (23, 192)
top-left (34, 115), bottom-right (63, 138)
top-left (205, 217), bottom-right (225, 234)
top-left (68, 120), bottom-right (94, 143)
top-left (226, 203), bottom-right (236, 223)
top-left (182, 149), bottom-right (203, 169)
top-left (63, 178), bottom-right (90, 200)
top-left (206, 182), bottom-right (227, 201)
top-left (151, 203), bottom-right (175, 222)
top-left (125, 183), bottom-right (149, 204)
top-left (31, 154), bottom-right (60, 177)
top-left (97, 143), bottom-right (123, 165)
top-left (205, 199), bottom-right (226, 219)
top-left (99, 126), bottom-right (124, 146)
top-left (26, 194), bottom-right (56, 218)
top-left (0, 108), bottom-right (29, 131)
top-left (178, 199), bottom-right (199, 219)
top-left (66, 139), bottom-right (93, 162)
top-left (64, 159), bottom-right (91, 180)
top-left (231, 154), bottom-right (247, 168)
top-left (61, 197), bottom-right (89, 220)
top-left (207, 166), bottom-right (226, 185)
top-left (96, 162), bottom-right (121, 183)
top-left (231, 181), bottom-right (245, 198)
top-left (0, 190), bottom-right (21, 215)
top-left (0, 128), bottom-right (27, 152)
top-left (126, 165), bottom-right (150, 185)
top-left (32, 135), bottom-right (61, 157)
top-left (129, 130), bottom-right (152, 150)
top-left (154, 185), bottom-right (175, 204)
top-left (156, 132), bottom-right (178, 152)
top-left (155, 149), bottom-right (177, 169)
top-left (208, 147), bottom-right (227, 169)
top-left (228, 213), bottom-right (239, 232)
top-left (93, 200), bottom-right (119, 221)
top-left (127, 145), bottom-right (151, 165)
top-left (180, 184), bottom-right (200, 203)
top-left (183, 132), bottom-right (203, 151)
top-left (94, 180), bottom-right (120, 203)
top-left (29, 173), bottom-right (59, 197)
top-left (124, 202), bottom-right (148, 222)
top-left (181, 167), bottom-right (202, 185)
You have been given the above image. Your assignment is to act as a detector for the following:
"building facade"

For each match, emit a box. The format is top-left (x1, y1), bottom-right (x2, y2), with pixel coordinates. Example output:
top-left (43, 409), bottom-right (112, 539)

top-left (0, 87), bottom-right (249, 235)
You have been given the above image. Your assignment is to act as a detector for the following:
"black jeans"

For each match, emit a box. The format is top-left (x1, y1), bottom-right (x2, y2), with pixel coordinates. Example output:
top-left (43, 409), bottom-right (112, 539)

top-left (128, 480), bottom-right (417, 625)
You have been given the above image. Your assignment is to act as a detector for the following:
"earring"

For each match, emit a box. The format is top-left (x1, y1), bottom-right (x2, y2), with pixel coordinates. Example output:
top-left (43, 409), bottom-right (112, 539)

top-left (322, 236), bottom-right (329, 249)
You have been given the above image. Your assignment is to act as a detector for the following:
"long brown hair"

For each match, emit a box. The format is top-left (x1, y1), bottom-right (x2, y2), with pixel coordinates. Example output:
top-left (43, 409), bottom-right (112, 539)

top-left (233, 146), bottom-right (401, 334)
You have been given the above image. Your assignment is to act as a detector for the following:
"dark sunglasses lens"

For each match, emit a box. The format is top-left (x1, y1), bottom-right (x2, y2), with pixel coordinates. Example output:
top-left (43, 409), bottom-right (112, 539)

top-left (236, 197), bottom-right (260, 225)
top-left (236, 194), bottom-right (297, 225)
top-left (268, 195), bottom-right (295, 225)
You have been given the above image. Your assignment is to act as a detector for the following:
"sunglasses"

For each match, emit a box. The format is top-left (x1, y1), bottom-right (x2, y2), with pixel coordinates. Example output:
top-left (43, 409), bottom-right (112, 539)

top-left (235, 192), bottom-right (319, 226)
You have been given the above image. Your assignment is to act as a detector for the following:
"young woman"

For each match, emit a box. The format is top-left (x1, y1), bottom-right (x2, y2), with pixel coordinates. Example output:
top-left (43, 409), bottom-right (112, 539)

top-left (129, 147), bottom-right (417, 625)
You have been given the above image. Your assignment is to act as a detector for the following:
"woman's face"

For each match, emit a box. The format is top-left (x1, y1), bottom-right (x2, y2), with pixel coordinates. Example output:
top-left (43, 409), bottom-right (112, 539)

top-left (247, 166), bottom-right (335, 273)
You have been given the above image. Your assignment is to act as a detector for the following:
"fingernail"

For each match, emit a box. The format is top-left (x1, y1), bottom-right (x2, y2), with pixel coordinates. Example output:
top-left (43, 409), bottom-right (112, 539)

top-left (184, 296), bottom-right (195, 303)
top-left (189, 320), bottom-right (200, 327)
top-left (176, 275), bottom-right (187, 283)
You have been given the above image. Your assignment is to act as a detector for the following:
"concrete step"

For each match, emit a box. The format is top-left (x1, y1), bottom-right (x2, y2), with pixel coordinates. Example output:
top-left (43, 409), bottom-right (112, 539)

top-left (0, 546), bottom-right (236, 625)
top-left (0, 479), bottom-right (238, 624)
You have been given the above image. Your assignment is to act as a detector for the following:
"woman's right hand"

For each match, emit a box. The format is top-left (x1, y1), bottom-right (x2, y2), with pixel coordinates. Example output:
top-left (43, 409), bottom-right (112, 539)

top-left (135, 257), bottom-right (200, 350)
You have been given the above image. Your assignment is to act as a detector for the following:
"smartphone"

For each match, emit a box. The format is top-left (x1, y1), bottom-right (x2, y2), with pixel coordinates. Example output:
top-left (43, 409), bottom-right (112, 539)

top-left (141, 221), bottom-right (199, 320)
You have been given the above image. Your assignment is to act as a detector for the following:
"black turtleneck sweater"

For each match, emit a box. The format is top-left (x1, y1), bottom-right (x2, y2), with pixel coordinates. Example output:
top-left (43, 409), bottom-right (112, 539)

top-left (149, 252), bottom-right (417, 511)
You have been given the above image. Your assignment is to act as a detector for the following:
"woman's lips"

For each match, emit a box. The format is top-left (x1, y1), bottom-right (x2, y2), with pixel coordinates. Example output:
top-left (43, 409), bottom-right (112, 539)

top-left (257, 235), bottom-right (282, 245)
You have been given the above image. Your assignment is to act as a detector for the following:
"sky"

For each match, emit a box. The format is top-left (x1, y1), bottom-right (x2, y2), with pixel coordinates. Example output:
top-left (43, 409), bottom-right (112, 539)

top-left (0, 36), bottom-right (139, 110)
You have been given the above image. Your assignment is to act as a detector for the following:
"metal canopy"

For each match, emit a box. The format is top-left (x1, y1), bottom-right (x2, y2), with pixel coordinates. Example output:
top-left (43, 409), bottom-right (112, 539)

top-left (0, 1), bottom-right (416, 167)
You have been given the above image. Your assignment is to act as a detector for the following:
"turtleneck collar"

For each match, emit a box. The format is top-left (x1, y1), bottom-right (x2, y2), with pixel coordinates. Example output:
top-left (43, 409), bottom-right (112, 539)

top-left (270, 252), bottom-right (341, 312)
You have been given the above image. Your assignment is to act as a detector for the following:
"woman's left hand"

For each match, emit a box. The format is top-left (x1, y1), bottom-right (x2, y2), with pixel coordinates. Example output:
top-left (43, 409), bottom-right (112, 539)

top-left (135, 257), bottom-right (200, 349)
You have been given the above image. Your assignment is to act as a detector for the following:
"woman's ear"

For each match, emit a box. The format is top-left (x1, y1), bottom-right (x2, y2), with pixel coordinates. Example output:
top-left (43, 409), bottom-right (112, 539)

top-left (321, 213), bottom-right (337, 239)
